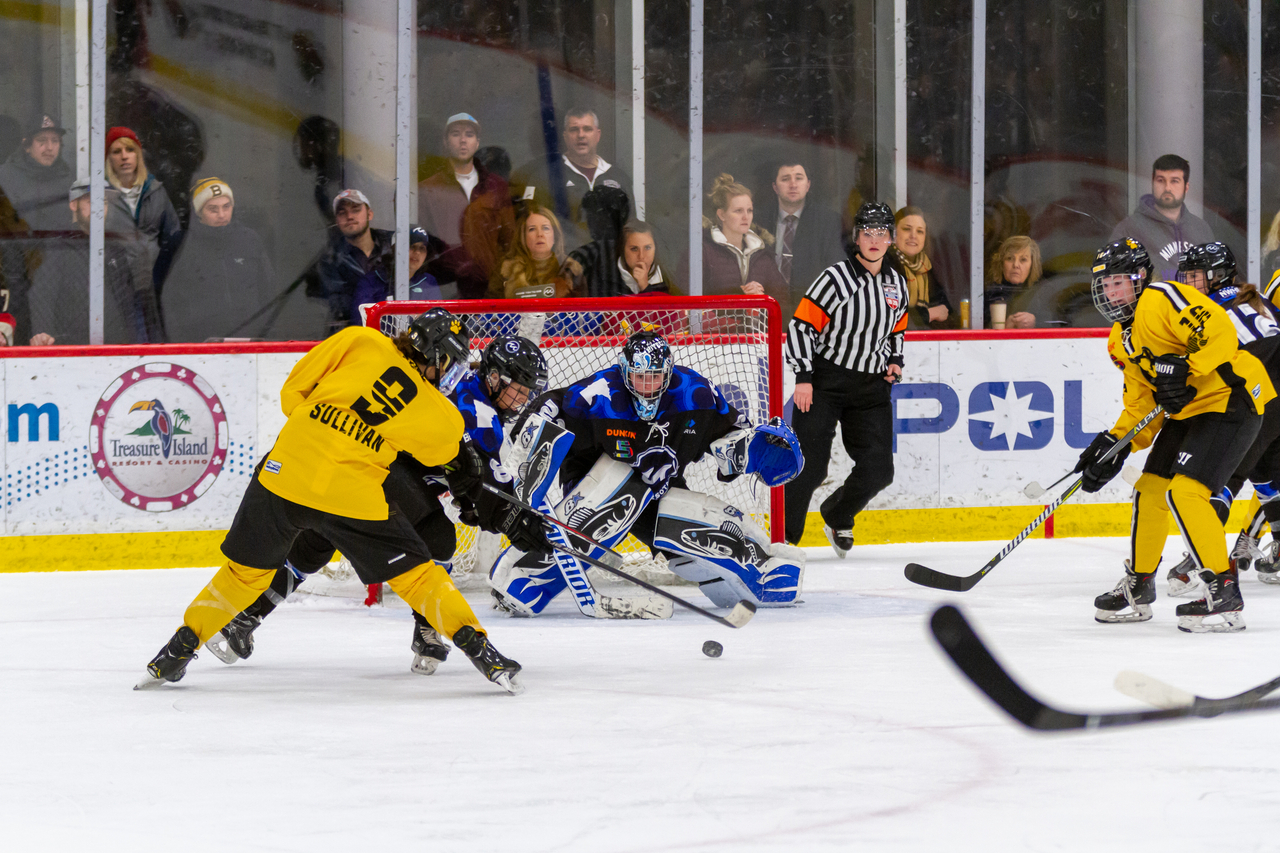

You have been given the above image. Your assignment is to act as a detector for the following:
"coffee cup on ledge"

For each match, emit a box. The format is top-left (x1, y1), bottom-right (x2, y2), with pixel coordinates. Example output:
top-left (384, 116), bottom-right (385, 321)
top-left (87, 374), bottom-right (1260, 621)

top-left (990, 301), bottom-right (1007, 330)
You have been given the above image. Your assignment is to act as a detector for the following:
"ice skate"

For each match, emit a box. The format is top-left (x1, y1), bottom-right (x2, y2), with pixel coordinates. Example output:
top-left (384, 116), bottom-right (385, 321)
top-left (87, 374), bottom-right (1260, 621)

top-left (205, 611), bottom-right (261, 665)
top-left (1231, 531), bottom-right (1262, 573)
top-left (1256, 540), bottom-right (1280, 585)
top-left (1176, 565), bottom-right (1246, 633)
top-left (135, 626), bottom-right (200, 690)
top-left (453, 625), bottom-right (524, 695)
top-left (1166, 553), bottom-right (1200, 597)
top-left (1094, 561), bottom-right (1155, 623)
top-left (824, 525), bottom-right (853, 559)
top-left (410, 613), bottom-right (449, 675)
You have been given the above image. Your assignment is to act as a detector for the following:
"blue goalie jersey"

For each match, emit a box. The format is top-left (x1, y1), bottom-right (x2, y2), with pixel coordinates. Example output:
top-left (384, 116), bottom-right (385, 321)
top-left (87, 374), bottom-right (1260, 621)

top-left (517, 364), bottom-right (747, 491)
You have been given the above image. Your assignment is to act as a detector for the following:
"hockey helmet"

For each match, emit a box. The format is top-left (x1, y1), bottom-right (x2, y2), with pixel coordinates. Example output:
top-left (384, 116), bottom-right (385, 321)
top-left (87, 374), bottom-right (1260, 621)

top-left (1177, 242), bottom-right (1237, 294)
top-left (406, 310), bottom-right (471, 395)
top-left (618, 330), bottom-right (673, 421)
top-left (853, 201), bottom-right (895, 236)
top-left (1091, 239), bottom-right (1153, 324)
top-left (480, 335), bottom-right (548, 414)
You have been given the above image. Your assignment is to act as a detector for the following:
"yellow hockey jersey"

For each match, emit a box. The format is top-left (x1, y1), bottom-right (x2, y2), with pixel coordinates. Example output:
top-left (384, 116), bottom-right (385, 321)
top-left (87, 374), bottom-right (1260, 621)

top-left (1106, 280), bottom-right (1275, 450)
top-left (260, 326), bottom-right (465, 519)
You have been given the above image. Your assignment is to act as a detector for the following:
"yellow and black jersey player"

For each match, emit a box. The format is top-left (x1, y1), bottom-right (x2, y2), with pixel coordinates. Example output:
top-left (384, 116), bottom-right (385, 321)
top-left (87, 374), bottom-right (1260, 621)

top-left (136, 311), bottom-right (527, 693)
top-left (1077, 239), bottom-right (1275, 633)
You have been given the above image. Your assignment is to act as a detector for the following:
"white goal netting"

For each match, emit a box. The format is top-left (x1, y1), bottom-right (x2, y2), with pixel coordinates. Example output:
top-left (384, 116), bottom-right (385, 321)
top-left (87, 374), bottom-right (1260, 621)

top-left (346, 296), bottom-right (784, 595)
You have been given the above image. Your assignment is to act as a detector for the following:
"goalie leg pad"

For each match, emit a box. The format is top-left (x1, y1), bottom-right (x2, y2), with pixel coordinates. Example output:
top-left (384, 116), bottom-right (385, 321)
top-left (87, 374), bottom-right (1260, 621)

top-left (654, 488), bottom-right (804, 606)
top-left (488, 546), bottom-right (566, 616)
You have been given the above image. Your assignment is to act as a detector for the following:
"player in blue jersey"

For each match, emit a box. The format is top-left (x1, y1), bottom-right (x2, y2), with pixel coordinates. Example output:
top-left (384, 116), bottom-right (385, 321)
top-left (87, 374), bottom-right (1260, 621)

top-left (489, 329), bottom-right (807, 619)
top-left (205, 330), bottom-right (550, 674)
top-left (1161, 242), bottom-right (1280, 592)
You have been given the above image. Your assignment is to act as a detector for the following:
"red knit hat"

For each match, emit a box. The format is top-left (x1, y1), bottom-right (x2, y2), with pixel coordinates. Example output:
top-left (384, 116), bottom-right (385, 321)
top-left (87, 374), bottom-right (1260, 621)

top-left (105, 126), bottom-right (140, 152)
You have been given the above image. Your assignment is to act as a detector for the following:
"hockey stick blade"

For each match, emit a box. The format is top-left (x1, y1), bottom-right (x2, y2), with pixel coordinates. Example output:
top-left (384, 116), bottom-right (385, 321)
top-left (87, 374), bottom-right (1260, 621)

top-left (1114, 670), bottom-right (1280, 713)
top-left (930, 604), bottom-right (1280, 731)
top-left (1022, 470), bottom-right (1072, 501)
top-left (481, 483), bottom-right (625, 570)
top-left (544, 529), bottom-right (755, 629)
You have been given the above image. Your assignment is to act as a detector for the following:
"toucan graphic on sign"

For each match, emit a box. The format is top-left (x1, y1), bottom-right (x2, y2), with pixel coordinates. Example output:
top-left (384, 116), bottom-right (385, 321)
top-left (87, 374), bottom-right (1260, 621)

top-left (129, 400), bottom-right (174, 458)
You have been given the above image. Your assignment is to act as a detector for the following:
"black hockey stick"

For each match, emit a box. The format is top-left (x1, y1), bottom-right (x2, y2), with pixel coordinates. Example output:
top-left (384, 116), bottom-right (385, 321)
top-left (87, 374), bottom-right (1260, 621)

top-left (905, 405), bottom-right (1164, 592)
top-left (929, 604), bottom-right (1280, 730)
top-left (1114, 670), bottom-right (1280, 712)
top-left (481, 483), bottom-right (626, 570)
top-left (482, 483), bottom-right (756, 629)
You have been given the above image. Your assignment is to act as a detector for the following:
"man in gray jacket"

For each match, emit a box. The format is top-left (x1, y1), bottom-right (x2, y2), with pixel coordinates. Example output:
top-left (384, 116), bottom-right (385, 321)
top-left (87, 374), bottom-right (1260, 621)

top-left (1110, 154), bottom-right (1214, 281)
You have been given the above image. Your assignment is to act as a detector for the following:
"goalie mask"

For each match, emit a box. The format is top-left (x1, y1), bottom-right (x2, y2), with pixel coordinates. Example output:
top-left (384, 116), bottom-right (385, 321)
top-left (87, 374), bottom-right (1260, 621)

top-left (480, 335), bottom-right (548, 415)
top-left (618, 330), bottom-right (673, 421)
top-left (406, 309), bottom-right (471, 395)
top-left (1177, 242), bottom-right (1237, 295)
top-left (1091, 239), bottom-right (1152, 324)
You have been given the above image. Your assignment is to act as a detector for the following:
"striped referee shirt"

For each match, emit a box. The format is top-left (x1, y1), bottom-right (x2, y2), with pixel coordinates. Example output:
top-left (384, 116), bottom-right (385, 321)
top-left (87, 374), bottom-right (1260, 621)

top-left (785, 256), bottom-right (909, 380)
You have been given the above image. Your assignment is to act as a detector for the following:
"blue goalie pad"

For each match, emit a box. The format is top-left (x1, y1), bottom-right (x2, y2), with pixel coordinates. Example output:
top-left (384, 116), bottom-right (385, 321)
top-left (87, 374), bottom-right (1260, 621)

top-left (745, 417), bottom-right (804, 487)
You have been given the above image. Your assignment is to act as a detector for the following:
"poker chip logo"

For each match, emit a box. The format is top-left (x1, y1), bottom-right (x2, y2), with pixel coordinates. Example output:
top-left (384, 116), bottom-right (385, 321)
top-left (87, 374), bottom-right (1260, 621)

top-left (89, 363), bottom-right (228, 511)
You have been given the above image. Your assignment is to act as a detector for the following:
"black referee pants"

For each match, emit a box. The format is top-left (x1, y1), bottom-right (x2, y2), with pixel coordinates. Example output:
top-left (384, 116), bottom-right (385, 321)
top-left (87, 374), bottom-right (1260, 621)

top-left (784, 363), bottom-right (894, 543)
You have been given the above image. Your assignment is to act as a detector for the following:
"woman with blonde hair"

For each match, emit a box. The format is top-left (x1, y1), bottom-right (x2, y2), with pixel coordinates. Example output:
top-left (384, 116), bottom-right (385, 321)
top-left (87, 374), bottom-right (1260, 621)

top-left (489, 203), bottom-right (571, 298)
top-left (697, 173), bottom-right (786, 303)
top-left (105, 126), bottom-right (181, 289)
top-left (893, 205), bottom-right (952, 329)
top-left (985, 234), bottom-right (1042, 328)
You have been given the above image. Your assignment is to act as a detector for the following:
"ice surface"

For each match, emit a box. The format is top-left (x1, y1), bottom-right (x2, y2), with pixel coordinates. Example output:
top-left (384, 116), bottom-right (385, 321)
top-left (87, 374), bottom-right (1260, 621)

top-left (5, 535), bottom-right (1280, 851)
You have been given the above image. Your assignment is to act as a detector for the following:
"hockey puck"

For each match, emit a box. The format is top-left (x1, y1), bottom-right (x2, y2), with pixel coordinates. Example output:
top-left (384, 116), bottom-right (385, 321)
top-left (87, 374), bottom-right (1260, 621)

top-left (702, 640), bottom-right (723, 658)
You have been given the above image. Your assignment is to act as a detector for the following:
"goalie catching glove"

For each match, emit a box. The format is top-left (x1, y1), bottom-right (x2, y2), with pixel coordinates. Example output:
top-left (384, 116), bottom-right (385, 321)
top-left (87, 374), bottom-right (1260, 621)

top-left (711, 417), bottom-right (804, 487)
top-left (1151, 354), bottom-right (1196, 414)
top-left (1074, 431), bottom-right (1129, 493)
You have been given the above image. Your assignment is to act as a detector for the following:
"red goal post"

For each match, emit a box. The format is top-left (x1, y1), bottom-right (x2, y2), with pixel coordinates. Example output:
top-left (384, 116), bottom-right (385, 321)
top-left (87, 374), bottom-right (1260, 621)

top-left (361, 295), bottom-right (787, 588)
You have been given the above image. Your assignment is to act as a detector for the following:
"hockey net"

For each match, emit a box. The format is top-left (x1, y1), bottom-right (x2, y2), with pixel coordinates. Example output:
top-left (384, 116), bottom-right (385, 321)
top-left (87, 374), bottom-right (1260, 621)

top-left (352, 296), bottom-right (785, 596)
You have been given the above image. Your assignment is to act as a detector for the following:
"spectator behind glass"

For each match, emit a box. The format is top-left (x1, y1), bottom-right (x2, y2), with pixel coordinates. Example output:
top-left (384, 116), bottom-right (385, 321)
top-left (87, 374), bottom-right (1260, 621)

top-left (1262, 210), bottom-right (1280, 288)
top-left (0, 113), bottom-right (72, 231)
top-left (317, 188), bottom-right (394, 333)
top-left (489, 204), bottom-right (571, 299)
top-left (694, 173), bottom-right (786, 304)
top-left (27, 180), bottom-right (162, 346)
top-left (351, 225), bottom-right (441, 318)
top-left (161, 178), bottom-right (275, 342)
top-left (512, 108), bottom-right (633, 252)
top-left (892, 205), bottom-right (952, 329)
top-left (419, 113), bottom-right (515, 300)
top-left (757, 160), bottom-right (845, 318)
top-left (985, 235), bottom-right (1042, 329)
top-left (564, 218), bottom-right (672, 298)
top-left (1110, 153), bottom-right (1214, 282)
top-left (105, 126), bottom-right (182, 292)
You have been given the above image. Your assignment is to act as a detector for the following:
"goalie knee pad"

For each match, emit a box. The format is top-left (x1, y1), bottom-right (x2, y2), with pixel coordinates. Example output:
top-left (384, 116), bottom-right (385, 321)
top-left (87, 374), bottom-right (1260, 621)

top-left (654, 489), bottom-right (804, 606)
top-left (489, 547), bottom-right (565, 616)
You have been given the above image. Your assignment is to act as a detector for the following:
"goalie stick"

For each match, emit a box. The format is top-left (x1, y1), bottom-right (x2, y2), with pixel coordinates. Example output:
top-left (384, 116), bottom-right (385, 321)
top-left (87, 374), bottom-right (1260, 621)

top-left (484, 483), bottom-right (755, 629)
top-left (905, 405), bottom-right (1163, 592)
top-left (1113, 670), bottom-right (1280, 712)
top-left (930, 604), bottom-right (1280, 730)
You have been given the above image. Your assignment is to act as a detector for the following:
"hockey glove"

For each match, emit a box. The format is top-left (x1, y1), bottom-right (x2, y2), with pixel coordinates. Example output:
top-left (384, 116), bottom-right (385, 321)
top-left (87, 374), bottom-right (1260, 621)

top-left (443, 436), bottom-right (485, 505)
top-left (1151, 354), bottom-right (1196, 415)
top-left (494, 501), bottom-right (551, 554)
top-left (1074, 431), bottom-right (1129, 493)
top-left (632, 444), bottom-right (679, 499)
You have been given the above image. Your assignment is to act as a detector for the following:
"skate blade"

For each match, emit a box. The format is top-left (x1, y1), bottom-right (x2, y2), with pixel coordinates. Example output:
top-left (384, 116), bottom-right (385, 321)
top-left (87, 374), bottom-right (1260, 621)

top-left (1166, 577), bottom-right (1199, 598)
top-left (1094, 605), bottom-right (1152, 624)
top-left (1257, 569), bottom-right (1280, 585)
top-left (595, 594), bottom-right (674, 620)
top-left (134, 671), bottom-right (167, 690)
top-left (1178, 612), bottom-right (1247, 633)
top-left (494, 671), bottom-right (525, 695)
top-left (411, 654), bottom-right (442, 676)
top-left (204, 633), bottom-right (240, 665)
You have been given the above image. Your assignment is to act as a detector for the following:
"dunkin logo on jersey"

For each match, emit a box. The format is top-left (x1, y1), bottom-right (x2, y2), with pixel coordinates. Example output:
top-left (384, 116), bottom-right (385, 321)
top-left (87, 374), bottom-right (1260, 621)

top-left (89, 363), bottom-right (228, 512)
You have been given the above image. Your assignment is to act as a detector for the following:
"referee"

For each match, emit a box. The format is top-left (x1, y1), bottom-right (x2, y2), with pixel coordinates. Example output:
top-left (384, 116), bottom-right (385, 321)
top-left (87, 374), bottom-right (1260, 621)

top-left (784, 201), bottom-right (908, 555)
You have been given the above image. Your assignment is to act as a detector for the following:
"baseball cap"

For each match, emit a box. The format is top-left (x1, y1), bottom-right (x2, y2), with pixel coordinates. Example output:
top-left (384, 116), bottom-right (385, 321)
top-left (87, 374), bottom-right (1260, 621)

top-left (332, 188), bottom-right (371, 213)
top-left (408, 225), bottom-right (430, 247)
top-left (445, 113), bottom-right (480, 131)
top-left (27, 113), bottom-right (66, 139)
top-left (69, 179), bottom-right (90, 201)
